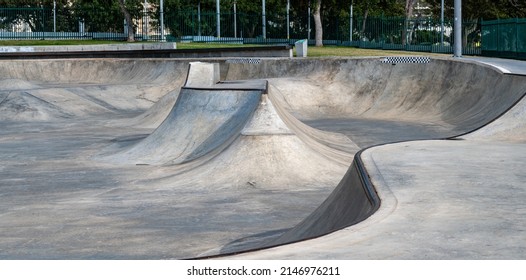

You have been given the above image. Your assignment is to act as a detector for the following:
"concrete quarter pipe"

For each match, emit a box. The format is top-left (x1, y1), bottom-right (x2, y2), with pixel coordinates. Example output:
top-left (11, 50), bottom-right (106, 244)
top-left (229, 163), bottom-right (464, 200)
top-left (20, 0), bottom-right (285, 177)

top-left (0, 57), bottom-right (525, 259)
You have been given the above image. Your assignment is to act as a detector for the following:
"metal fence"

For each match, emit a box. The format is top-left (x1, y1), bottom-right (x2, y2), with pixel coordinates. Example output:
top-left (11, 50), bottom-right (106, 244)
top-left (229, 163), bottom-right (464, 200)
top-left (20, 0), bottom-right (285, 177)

top-left (0, 7), bottom-right (132, 40)
top-left (342, 16), bottom-right (480, 55)
top-left (0, 6), bottom-right (485, 55)
top-left (164, 11), bottom-right (482, 55)
top-left (482, 18), bottom-right (526, 60)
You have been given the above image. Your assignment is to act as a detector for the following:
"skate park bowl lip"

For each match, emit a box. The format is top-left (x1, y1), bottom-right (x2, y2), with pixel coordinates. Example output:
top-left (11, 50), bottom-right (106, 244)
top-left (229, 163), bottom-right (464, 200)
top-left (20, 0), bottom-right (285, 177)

top-left (0, 56), bottom-right (526, 259)
top-left (0, 45), bottom-right (292, 60)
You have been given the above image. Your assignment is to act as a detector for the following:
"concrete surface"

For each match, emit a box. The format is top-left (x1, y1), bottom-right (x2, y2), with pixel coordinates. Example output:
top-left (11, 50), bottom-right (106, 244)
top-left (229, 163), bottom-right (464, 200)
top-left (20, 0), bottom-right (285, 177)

top-left (0, 43), bottom-right (177, 53)
top-left (0, 45), bottom-right (292, 60)
top-left (227, 140), bottom-right (526, 259)
top-left (462, 56), bottom-right (526, 75)
top-left (0, 57), bottom-right (525, 259)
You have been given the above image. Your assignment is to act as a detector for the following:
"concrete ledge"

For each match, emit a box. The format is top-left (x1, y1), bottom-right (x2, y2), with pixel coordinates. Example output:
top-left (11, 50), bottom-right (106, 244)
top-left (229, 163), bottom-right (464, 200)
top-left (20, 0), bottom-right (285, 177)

top-left (0, 45), bottom-right (292, 59)
top-left (0, 43), bottom-right (177, 53)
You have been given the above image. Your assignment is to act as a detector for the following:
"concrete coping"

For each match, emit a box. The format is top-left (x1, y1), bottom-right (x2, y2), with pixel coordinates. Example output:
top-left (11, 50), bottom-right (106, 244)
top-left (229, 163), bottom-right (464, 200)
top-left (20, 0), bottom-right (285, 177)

top-left (0, 42), bottom-right (177, 53)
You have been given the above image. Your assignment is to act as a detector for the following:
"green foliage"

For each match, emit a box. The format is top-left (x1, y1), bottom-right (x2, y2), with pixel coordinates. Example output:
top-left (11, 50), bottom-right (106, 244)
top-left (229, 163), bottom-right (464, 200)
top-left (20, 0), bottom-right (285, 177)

top-left (425, 0), bottom-right (526, 20)
top-left (73, 0), bottom-right (143, 33)
top-left (0, 1), bottom-right (70, 32)
top-left (0, 0), bottom-right (64, 7)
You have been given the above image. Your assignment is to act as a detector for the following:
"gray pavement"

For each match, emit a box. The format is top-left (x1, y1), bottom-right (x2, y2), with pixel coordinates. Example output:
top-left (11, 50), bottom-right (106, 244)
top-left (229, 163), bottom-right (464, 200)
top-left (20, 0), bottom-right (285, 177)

top-left (0, 56), bottom-right (525, 259)
top-left (462, 56), bottom-right (526, 75)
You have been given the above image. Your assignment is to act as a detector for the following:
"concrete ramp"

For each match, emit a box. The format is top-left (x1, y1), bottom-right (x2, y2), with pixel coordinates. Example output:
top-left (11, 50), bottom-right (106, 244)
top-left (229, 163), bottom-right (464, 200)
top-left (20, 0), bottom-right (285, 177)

top-left (102, 61), bottom-right (358, 168)
top-left (3, 57), bottom-right (526, 259)
top-left (0, 60), bottom-right (188, 124)
top-left (0, 78), bottom-right (40, 90)
top-left (102, 87), bottom-right (262, 165)
top-left (101, 62), bottom-right (270, 166)
top-left (227, 58), bottom-right (526, 141)
top-left (263, 156), bottom-right (379, 247)
top-left (0, 91), bottom-right (74, 121)
top-left (268, 85), bottom-right (359, 165)
top-left (115, 88), bottom-right (181, 129)
top-left (171, 93), bottom-right (353, 191)
top-left (462, 89), bottom-right (526, 142)
top-left (184, 62), bottom-right (220, 88)
top-left (110, 62), bottom-right (219, 129)
top-left (217, 57), bottom-right (526, 257)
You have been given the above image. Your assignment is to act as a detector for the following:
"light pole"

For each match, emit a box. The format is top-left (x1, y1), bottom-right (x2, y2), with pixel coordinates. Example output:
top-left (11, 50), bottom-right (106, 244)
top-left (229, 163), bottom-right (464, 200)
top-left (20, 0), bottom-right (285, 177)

top-left (216, 0), bottom-right (221, 38)
top-left (234, 1), bottom-right (237, 38)
top-left (198, 0), bottom-right (201, 36)
top-left (143, 0), bottom-right (148, 40)
top-left (287, 0), bottom-right (290, 40)
top-left (262, 0), bottom-right (266, 39)
top-left (350, 1), bottom-right (353, 42)
top-left (308, 2), bottom-right (311, 40)
top-left (454, 0), bottom-right (462, 57)
top-left (440, 0), bottom-right (444, 46)
top-left (160, 0), bottom-right (165, 41)
top-left (53, 0), bottom-right (56, 33)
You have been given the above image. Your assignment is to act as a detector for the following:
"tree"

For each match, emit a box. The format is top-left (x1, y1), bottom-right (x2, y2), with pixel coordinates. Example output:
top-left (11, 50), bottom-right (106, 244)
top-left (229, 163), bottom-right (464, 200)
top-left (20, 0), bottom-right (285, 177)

top-left (117, 0), bottom-right (135, 41)
top-left (401, 0), bottom-right (417, 45)
top-left (72, 0), bottom-right (142, 39)
top-left (425, 0), bottom-right (526, 48)
top-left (312, 0), bottom-right (322, 46)
top-left (425, 0), bottom-right (526, 19)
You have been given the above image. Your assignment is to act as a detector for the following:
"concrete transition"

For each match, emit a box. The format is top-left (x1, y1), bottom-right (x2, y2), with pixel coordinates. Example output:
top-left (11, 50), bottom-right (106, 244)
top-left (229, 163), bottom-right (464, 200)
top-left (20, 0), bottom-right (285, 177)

top-left (0, 56), bottom-right (525, 259)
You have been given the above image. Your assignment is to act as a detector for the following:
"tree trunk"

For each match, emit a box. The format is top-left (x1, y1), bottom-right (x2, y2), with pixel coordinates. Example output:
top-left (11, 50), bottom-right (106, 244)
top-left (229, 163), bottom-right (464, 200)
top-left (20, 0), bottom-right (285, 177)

top-left (463, 20), bottom-right (477, 49)
top-left (402, 0), bottom-right (416, 46)
top-left (117, 0), bottom-right (135, 42)
top-left (361, 8), bottom-right (369, 40)
top-left (313, 0), bottom-right (323, 47)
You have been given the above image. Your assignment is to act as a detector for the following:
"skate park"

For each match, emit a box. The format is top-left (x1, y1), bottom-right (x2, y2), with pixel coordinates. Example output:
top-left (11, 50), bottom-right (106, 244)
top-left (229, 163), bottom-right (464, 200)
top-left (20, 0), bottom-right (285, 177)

top-left (0, 52), bottom-right (525, 259)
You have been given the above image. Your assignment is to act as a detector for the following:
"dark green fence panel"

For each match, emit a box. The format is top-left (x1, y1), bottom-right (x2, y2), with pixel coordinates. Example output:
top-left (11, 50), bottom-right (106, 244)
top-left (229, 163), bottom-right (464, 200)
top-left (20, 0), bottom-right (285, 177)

top-left (482, 18), bottom-right (526, 60)
top-left (519, 18), bottom-right (526, 59)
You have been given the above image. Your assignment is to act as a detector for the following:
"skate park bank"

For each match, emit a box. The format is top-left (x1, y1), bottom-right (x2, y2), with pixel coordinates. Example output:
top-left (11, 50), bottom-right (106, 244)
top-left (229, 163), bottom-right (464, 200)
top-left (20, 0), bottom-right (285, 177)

top-left (0, 55), bottom-right (525, 259)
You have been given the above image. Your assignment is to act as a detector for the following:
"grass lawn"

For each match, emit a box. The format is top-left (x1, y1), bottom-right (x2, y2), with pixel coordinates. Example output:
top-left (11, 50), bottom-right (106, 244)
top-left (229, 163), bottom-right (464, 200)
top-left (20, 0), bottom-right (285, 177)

top-left (306, 45), bottom-right (450, 57)
top-left (0, 40), bottom-right (450, 57)
top-left (177, 42), bottom-right (450, 57)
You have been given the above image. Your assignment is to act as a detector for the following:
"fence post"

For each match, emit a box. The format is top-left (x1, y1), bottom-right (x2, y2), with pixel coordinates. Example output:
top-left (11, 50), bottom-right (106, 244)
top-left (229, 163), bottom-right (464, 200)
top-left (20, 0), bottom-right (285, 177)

top-left (234, 1), bottom-right (237, 38)
top-left (308, 2), bottom-right (311, 40)
top-left (287, 0), bottom-right (290, 40)
top-left (41, 5), bottom-right (45, 40)
top-left (143, 0), bottom-right (148, 41)
top-left (350, 4), bottom-right (353, 42)
top-left (216, 0), bottom-right (220, 38)
top-left (262, 0), bottom-right (266, 39)
top-left (440, 0), bottom-right (444, 46)
top-left (53, 0), bottom-right (56, 33)
top-left (160, 0), bottom-right (165, 41)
